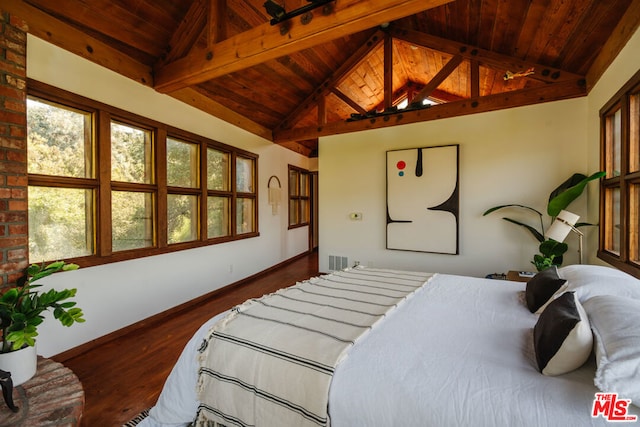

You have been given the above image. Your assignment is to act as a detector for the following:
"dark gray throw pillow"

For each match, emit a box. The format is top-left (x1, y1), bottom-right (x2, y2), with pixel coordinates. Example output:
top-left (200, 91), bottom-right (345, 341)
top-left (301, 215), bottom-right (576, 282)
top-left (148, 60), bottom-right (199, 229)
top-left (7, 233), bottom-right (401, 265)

top-left (533, 291), bottom-right (593, 376)
top-left (525, 266), bottom-right (567, 313)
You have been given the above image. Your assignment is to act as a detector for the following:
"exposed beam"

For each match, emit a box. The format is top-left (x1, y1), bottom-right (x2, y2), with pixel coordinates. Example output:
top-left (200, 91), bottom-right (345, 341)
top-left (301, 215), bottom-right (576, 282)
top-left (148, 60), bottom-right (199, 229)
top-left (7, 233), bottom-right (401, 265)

top-left (273, 79), bottom-right (587, 142)
top-left (276, 30), bottom-right (385, 130)
top-left (2, 0), bottom-right (153, 86)
top-left (413, 55), bottom-right (463, 102)
top-left (318, 95), bottom-right (327, 125)
top-left (170, 87), bottom-right (273, 141)
top-left (277, 141), bottom-right (315, 157)
top-left (160, 0), bottom-right (208, 65)
top-left (383, 33), bottom-right (394, 110)
top-left (470, 59), bottom-right (480, 98)
top-left (586, 0), bottom-right (640, 91)
top-left (208, 0), bottom-right (227, 45)
top-left (330, 88), bottom-right (367, 115)
top-left (388, 26), bottom-right (585, 84)
top-left (154, 0), bottom-right (454, 93)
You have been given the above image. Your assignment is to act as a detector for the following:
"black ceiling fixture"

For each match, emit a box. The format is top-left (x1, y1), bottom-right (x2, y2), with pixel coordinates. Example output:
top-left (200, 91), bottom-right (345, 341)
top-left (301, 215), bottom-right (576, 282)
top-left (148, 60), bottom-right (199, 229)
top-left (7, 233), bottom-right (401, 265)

top-left (263, 0), bottom-right (335, 26)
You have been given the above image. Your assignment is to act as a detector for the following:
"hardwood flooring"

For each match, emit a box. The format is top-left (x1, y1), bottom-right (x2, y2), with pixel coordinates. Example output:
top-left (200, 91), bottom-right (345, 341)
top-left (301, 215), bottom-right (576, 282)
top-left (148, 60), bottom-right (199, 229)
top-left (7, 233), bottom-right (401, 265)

top-left (57, 251), bottom-right (319, 426)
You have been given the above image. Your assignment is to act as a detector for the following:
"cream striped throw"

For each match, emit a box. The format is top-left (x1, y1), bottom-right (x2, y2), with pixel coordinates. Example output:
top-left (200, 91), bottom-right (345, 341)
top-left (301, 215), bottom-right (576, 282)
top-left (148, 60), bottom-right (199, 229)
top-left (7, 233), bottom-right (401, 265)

top-left (194, 266), bottom-right (433, 427)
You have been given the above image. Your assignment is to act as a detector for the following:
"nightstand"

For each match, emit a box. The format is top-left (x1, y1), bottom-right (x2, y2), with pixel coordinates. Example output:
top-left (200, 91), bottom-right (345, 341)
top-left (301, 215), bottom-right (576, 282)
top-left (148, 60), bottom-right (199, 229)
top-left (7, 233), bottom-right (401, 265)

top-left (507, 270), bottom-right (535, 282)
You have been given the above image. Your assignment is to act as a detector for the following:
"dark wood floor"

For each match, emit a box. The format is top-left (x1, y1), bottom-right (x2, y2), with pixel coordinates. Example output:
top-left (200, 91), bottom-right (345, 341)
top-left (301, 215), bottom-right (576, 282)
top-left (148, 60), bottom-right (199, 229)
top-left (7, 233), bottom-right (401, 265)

top-left (59, 251), bottom-right (319, 426)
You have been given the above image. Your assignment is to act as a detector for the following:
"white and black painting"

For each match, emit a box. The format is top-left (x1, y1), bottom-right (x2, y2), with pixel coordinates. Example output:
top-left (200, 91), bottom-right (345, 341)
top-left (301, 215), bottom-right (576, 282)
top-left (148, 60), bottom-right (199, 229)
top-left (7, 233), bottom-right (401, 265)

top-left (386, 144), bottom-right (459, 254)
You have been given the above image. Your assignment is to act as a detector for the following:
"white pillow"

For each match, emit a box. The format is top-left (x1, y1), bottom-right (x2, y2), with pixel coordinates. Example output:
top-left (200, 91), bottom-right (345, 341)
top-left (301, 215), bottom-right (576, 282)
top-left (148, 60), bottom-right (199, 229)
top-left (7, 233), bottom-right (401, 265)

top-left (583, 295), bottom-right (640, 407)
top-left (533, 291), bottom-right (593, 376)
top-left (555, 265), bottom-right (640, 303)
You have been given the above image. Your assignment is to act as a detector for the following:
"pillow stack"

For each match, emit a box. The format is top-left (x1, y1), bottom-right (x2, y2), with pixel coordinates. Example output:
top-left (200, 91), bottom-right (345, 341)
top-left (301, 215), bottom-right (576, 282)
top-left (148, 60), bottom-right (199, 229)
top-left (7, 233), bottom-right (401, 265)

top-left (526, 264), bottom-right (640, 408)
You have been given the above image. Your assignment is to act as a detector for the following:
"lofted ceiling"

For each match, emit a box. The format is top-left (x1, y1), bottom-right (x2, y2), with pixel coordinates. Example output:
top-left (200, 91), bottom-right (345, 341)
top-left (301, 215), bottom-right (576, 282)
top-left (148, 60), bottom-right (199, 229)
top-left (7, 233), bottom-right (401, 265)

top-left (6, 0), bottom-right (640, 157)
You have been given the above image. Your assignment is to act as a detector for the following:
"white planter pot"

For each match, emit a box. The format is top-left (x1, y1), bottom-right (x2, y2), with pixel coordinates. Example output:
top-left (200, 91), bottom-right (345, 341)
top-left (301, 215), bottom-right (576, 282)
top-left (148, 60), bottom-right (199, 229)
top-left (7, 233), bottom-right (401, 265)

top-left (0, 344), bottom-right (37, 386)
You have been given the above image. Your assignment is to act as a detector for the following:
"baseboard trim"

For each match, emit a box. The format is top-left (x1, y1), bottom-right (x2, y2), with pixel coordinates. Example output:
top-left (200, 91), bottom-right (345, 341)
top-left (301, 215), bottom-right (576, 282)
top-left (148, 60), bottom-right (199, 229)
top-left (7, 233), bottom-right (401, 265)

top-left (52, 251), bottom-right (312, 362)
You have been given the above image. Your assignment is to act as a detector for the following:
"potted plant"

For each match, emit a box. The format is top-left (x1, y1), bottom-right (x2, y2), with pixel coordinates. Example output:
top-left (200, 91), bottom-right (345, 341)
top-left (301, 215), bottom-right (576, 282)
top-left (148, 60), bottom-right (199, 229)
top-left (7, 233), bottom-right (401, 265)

top-left (483, 171), bottom-right (605, 271)
top-left (0, 261), bottom-right (85, 386)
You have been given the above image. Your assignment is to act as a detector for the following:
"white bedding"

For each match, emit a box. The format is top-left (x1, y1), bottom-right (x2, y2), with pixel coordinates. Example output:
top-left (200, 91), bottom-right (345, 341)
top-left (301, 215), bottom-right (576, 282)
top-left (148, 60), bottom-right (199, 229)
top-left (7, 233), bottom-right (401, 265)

top-left (140, 272), bottom-right (638, 427)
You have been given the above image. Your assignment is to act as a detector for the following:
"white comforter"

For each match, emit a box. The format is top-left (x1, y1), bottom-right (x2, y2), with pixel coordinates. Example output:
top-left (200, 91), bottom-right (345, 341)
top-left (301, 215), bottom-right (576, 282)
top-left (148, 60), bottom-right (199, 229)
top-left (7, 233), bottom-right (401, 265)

top-left (140, 272), bottom-right (638, 427)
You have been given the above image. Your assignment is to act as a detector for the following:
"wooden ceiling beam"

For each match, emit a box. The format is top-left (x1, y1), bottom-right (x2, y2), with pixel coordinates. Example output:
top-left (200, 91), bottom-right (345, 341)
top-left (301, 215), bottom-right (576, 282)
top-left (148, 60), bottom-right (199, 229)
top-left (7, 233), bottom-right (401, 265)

top-left (413, 54), bottom-right (463, 102)
top-left (273, 79), bottom-right (587, 143)
top-left (170, 87), bottom-right (273, 141)
top-left (160, 0), bottom-right (208, 65)
top-left (388, 26), bottom-right (585, 84)
top-left (154, 0), bottom-right (454, 93)
top-left (276, 30), bottom-right (385, 130)
top-left (276, 141), bottom-right (315, 157)
top-left (208, 0), bottom-right (227, 45)
top-left (330, 88), bottom-right (367, 115)
top-left (470, 59), bottom-right (480, 98)
top-left (2, 0), bottom-right (153, 86)
top-left (383, 33), bottom-right (394, 110)
top-left (586, 0), bottom-right (640, 91)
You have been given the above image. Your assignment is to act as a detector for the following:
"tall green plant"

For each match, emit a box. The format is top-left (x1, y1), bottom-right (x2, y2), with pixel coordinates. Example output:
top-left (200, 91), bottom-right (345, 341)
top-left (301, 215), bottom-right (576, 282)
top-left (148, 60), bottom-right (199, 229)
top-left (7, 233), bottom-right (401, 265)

top-left (0, 261), bottom-right (85, 353)
top-left (483, 171), bottom-right (605, 270)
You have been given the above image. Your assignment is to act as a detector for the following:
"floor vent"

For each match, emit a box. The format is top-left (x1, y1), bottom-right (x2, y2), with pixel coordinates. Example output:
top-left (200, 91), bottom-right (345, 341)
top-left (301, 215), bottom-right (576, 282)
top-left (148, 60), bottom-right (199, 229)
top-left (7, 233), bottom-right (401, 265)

top-left (329, 255), bottom-right (348, 271)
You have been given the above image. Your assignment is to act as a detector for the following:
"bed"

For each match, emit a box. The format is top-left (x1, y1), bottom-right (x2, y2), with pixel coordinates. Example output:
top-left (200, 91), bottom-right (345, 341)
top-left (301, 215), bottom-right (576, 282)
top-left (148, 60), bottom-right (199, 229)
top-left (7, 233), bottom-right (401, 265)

top-left (139, 264), bottom-right (640, 427)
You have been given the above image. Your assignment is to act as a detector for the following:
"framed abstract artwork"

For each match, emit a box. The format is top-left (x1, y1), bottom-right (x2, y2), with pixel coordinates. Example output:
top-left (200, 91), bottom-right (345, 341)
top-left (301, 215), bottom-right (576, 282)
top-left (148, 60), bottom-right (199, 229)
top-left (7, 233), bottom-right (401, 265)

top-left (386, 144), bottom-right (459, 254)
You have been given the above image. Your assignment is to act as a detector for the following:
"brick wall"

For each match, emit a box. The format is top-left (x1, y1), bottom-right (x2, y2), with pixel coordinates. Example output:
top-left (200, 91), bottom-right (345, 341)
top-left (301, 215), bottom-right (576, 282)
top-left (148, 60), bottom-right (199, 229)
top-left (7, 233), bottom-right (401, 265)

top-left (0, 12), bottom-right (28, 288)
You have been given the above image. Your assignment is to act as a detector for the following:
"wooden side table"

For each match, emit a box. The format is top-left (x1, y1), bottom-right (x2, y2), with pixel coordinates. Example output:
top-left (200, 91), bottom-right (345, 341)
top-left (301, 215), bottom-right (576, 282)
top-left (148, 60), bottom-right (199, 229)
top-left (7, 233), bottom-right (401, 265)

top-left (0, 357), bottom-right (84, 426)
top-left (507, 270), bottom-right (535, 283)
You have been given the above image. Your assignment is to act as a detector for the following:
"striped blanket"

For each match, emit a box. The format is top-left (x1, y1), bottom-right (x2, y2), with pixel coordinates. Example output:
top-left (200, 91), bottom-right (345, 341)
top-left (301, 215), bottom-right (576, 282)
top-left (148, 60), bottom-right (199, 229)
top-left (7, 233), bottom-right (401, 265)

top-left (194, 266), bottom-right (433, 427)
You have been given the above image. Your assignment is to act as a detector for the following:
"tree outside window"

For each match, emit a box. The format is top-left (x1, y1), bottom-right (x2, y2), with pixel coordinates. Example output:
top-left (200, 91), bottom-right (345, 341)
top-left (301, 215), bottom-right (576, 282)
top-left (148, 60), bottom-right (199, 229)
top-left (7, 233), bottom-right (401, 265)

top-left (26, 82), bottom-right (258, 267)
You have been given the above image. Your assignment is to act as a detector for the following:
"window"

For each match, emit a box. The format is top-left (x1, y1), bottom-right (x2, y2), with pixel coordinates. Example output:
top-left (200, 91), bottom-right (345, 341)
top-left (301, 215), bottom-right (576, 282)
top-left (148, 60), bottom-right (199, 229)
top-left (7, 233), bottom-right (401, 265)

top-left (110, 120), bottom-right (154, 252)
top-left (236, 156), bottom-right (257, 234)
top-left (27, 97), bottom-right (96, 262)
top-left (599, 69), bottom-right (640, 278)
top-left (207, 148), bottom-right (231, 238)
top-left (27, 81), bottom-right (258, 266)
top-left (288, 165), bottom-right (310, 228)
top-left (166, 137), bottom-right (199, 244)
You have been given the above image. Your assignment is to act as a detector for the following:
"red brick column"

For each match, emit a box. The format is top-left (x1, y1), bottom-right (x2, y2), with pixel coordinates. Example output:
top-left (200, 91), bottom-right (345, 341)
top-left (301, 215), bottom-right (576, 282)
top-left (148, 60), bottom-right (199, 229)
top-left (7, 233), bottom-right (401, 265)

top-left (0, 12), bottom-right (29, 289)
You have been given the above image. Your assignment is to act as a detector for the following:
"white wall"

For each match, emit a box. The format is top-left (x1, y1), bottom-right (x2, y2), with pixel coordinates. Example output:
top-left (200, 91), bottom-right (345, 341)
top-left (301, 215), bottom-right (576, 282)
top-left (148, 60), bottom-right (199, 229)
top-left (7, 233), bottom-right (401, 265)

top-left (585, 26), bottom-right (640, 265)
top-left (318, 26), bottom-right (640, 277)
top-left (319, 98), bottom-right (591, 277)
top-left (27, 36), bottom-right (311, 357)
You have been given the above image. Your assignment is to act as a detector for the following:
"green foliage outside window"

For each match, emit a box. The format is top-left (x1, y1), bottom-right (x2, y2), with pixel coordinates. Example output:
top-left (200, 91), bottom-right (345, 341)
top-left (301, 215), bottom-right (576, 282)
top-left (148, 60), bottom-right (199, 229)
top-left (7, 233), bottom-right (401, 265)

top-left (27, 87), bottom-right (258, 264)
top-left (27, 98), bottom-right (90, 178)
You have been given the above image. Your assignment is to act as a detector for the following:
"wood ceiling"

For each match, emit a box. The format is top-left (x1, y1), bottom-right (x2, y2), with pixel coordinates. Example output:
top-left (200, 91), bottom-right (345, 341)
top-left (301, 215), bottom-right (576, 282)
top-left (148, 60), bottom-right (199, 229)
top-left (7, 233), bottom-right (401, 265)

top-left (6, 0), bottom-right (640, 157)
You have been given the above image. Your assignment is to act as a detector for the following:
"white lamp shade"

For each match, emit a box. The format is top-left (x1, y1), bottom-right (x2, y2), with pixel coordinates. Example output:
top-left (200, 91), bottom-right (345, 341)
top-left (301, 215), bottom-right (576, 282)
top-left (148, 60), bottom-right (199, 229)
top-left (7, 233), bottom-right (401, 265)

top-left (545, 210), bottom-right (580, 242)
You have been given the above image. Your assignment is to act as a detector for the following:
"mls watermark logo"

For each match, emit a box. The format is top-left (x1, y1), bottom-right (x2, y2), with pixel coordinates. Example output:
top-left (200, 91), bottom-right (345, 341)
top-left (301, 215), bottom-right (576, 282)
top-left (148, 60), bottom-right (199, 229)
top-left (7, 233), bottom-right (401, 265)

top-left (592, 393), bottom-right (638, 422)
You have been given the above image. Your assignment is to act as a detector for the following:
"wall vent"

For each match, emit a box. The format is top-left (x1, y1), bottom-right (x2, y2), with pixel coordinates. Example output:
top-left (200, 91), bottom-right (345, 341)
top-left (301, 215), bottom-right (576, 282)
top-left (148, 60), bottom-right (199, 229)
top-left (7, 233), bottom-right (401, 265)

top-left (328, 255), bottom-right (348, 271)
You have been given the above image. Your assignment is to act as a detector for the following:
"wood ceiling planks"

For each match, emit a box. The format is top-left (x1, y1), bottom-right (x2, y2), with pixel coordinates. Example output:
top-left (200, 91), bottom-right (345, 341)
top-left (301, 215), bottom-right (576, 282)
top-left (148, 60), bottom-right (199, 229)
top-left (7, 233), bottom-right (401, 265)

top-left (9, 0), bottom-right (639, 156)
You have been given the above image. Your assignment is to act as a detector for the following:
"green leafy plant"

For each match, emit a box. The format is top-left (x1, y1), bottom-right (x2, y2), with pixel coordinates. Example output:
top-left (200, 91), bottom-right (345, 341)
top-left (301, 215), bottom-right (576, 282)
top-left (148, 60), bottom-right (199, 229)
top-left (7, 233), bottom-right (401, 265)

top-left (483, 171), bottom-right (605, 271)
top-left (532, 240), bottom-right (568, 271)
top-left (0, 261), bottom-right (85, 353)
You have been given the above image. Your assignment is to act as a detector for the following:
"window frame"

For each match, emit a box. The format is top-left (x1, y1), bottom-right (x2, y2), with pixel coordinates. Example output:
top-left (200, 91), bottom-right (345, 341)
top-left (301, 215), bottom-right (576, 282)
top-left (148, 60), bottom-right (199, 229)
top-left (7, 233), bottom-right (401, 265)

top-left (288, 165), bottom-right (310, 229)
top-left (27, 80), bottom-right (259, 268)
top-left (598, 69), bottom-right (640, 278)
